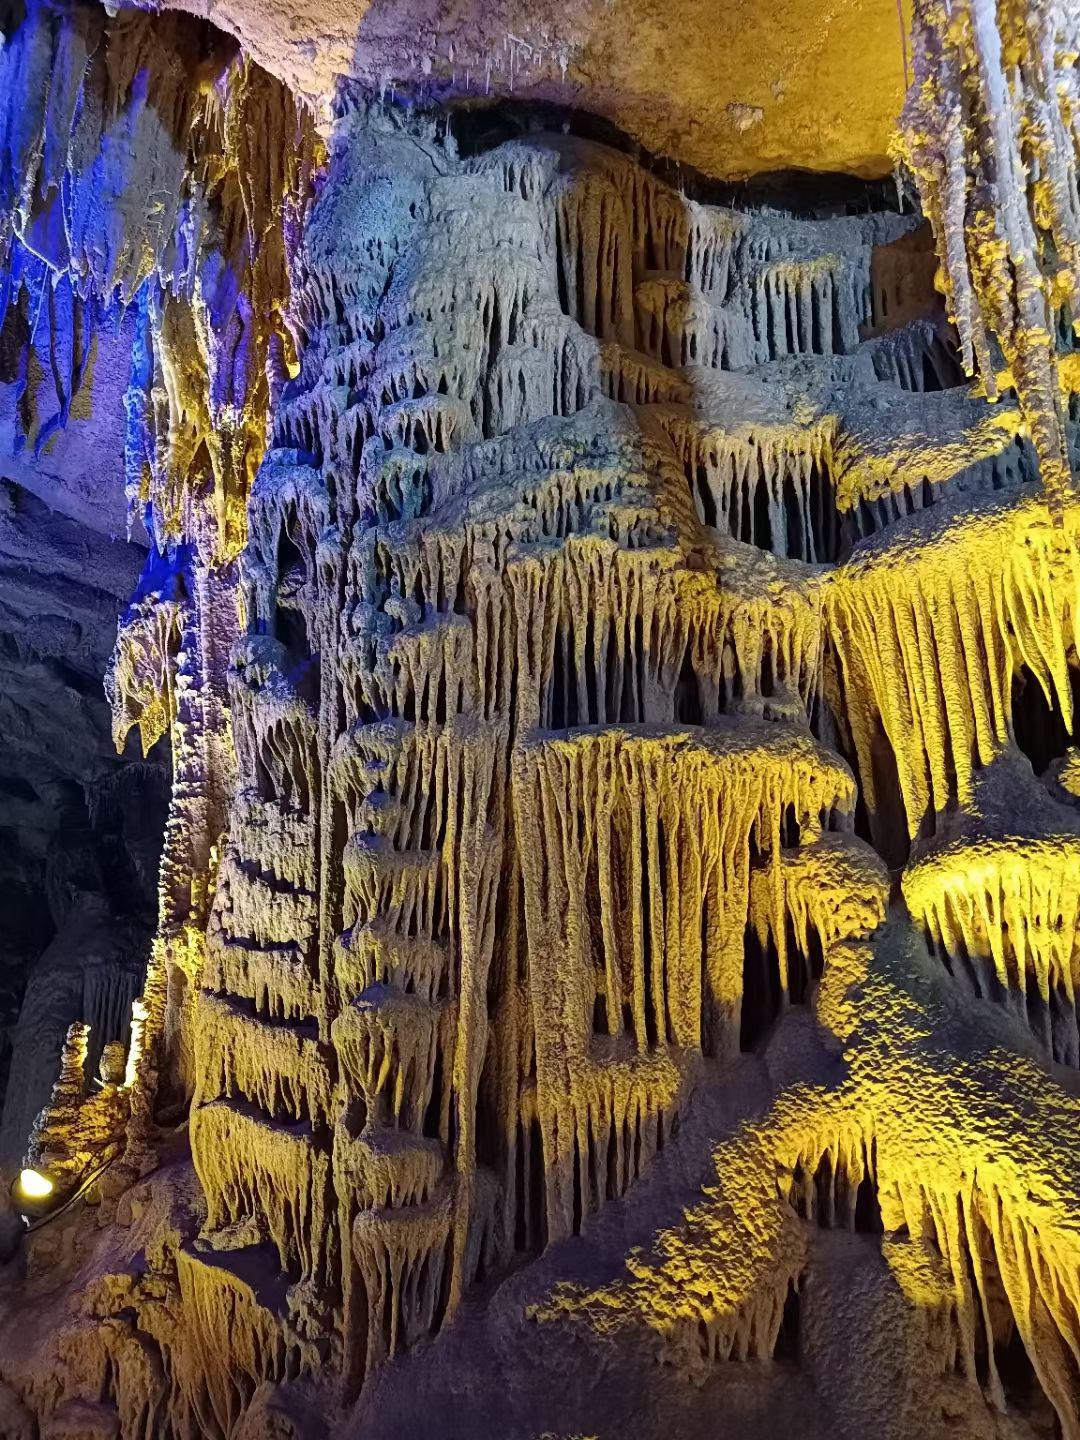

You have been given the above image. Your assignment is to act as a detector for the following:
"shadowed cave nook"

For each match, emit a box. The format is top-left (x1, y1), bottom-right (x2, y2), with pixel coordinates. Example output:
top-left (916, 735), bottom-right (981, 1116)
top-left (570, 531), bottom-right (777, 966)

top-left (0, 0), bottom-right (1080, 1437)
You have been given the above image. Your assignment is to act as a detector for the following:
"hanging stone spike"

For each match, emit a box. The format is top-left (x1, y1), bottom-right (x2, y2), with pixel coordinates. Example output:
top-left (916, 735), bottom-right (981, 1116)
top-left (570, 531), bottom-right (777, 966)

top-left (899, 0), bottom-right (1080, 520)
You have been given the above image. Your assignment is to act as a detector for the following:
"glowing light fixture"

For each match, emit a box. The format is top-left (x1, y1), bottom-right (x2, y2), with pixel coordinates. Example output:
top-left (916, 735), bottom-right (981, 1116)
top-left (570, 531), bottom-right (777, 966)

top-left (15, 1168), bottom-right (54, 1201)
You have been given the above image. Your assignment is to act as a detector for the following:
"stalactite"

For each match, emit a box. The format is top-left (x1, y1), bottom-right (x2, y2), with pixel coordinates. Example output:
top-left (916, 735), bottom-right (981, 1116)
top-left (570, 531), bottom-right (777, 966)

top-left (899, 0), bottom-right (1080, 516)
top-left (192, 1098), bottom-right (331, 1278)
top-left (655, 407), bottom-right (838, 560)
top-left (106, 594), bottom-right (189, 758)
top-left (831, 383), bottom-right (1034, 535)
top-left (778, 1118), bottom-right (879, 1231)
top-left (829, 488), bottom-right (1080, 834)
top-left (172, 1247), bottom-right (319, 1438)
top-left (0, 0), bottom-right (320, 559)
top-left (193, 991), bottom-right (331, 1126)
top-left (866, 316), bottom-right (964, 392)
top-left (12, 64), bottom-right (1080, 1440)
top-left (533, 1115), bottom-right (810, 1376)
top-left (906, 835), bottom-right (1080, 1064)
top-left (513, 722), bottom-right (856, 1235)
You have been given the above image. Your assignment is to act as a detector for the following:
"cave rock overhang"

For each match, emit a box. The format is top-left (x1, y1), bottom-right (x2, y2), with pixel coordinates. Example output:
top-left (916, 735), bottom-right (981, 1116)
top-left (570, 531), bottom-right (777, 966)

top-left (114, 0), bottom-right (912, 181)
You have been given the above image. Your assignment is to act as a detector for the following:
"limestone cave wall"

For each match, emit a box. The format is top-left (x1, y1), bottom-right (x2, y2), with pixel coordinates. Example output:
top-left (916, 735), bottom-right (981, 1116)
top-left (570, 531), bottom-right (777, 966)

top-left (0, 2), bottom-right (1079, 1439)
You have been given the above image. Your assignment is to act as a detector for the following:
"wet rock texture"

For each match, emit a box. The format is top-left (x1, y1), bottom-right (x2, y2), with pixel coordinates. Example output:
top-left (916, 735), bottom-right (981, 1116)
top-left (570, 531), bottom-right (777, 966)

top-left (0, 1), bottom-right (1079, 1438)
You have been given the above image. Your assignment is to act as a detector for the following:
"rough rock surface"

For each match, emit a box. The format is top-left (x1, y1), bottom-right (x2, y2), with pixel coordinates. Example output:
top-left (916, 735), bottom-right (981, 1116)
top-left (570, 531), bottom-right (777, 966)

top-left (138, 0), bottom-right (914, 180)
top-left (0, 2), bottom-right (1080, 1439)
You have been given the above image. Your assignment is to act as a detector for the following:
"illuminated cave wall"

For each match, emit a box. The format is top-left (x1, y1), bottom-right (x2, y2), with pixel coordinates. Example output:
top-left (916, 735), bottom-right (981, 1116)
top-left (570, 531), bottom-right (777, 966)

top-left (1, 2), bottom-right (1080, 1439)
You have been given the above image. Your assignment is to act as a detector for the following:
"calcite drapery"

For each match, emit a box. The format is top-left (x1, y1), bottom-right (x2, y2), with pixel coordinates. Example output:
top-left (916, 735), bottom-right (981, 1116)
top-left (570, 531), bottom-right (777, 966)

top-left (3, 6), bottom-right (1080, 1436)
top-left (180, 116), bottom-right (899, 1401)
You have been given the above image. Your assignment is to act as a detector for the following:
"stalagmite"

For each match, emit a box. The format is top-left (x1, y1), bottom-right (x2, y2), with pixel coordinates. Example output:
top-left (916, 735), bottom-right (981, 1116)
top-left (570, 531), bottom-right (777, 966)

top-left (26, 1023), bottom-right (129, 1186)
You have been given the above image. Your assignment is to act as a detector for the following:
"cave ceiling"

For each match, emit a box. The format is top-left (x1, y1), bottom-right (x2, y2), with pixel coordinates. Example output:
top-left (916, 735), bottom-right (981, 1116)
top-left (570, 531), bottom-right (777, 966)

top-left (141, 0), bottom-right (914, 179)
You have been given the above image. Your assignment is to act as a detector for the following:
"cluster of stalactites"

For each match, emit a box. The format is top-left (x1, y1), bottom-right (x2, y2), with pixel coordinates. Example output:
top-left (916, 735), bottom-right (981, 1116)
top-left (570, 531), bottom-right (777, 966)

top-left (828, 491), bottom-right (1080, 836)
top-left (512, 723), bottom-right (860, 1236)
top-left (904, 837), bottom-right (1080, 1065)
top-left (898, 0), bottom-right (1080, 517)
top-left (0, 0), bottom-right (321, 561)
top-left (124, 51), bottom-right (320, 563)
top-left (105, 592), bottom-right (190, 758)
top-left (776, 1108), bottom-right (1080, 1439)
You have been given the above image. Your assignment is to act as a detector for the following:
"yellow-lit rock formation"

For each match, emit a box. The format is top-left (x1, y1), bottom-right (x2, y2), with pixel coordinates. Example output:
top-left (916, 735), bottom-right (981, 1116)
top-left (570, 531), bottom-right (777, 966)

top-left (1, 6), bottom-right (1080, 1439)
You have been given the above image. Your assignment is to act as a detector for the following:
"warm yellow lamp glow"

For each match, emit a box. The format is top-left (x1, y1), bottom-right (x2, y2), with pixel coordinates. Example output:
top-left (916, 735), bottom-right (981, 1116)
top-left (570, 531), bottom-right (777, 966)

top-left (16, 1168), bottom-right (54, 1201)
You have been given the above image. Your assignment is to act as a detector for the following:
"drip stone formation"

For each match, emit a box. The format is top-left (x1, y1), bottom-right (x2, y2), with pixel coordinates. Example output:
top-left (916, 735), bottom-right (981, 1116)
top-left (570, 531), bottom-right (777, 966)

top-left (0, 0), bottom-right (1079, 1436)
